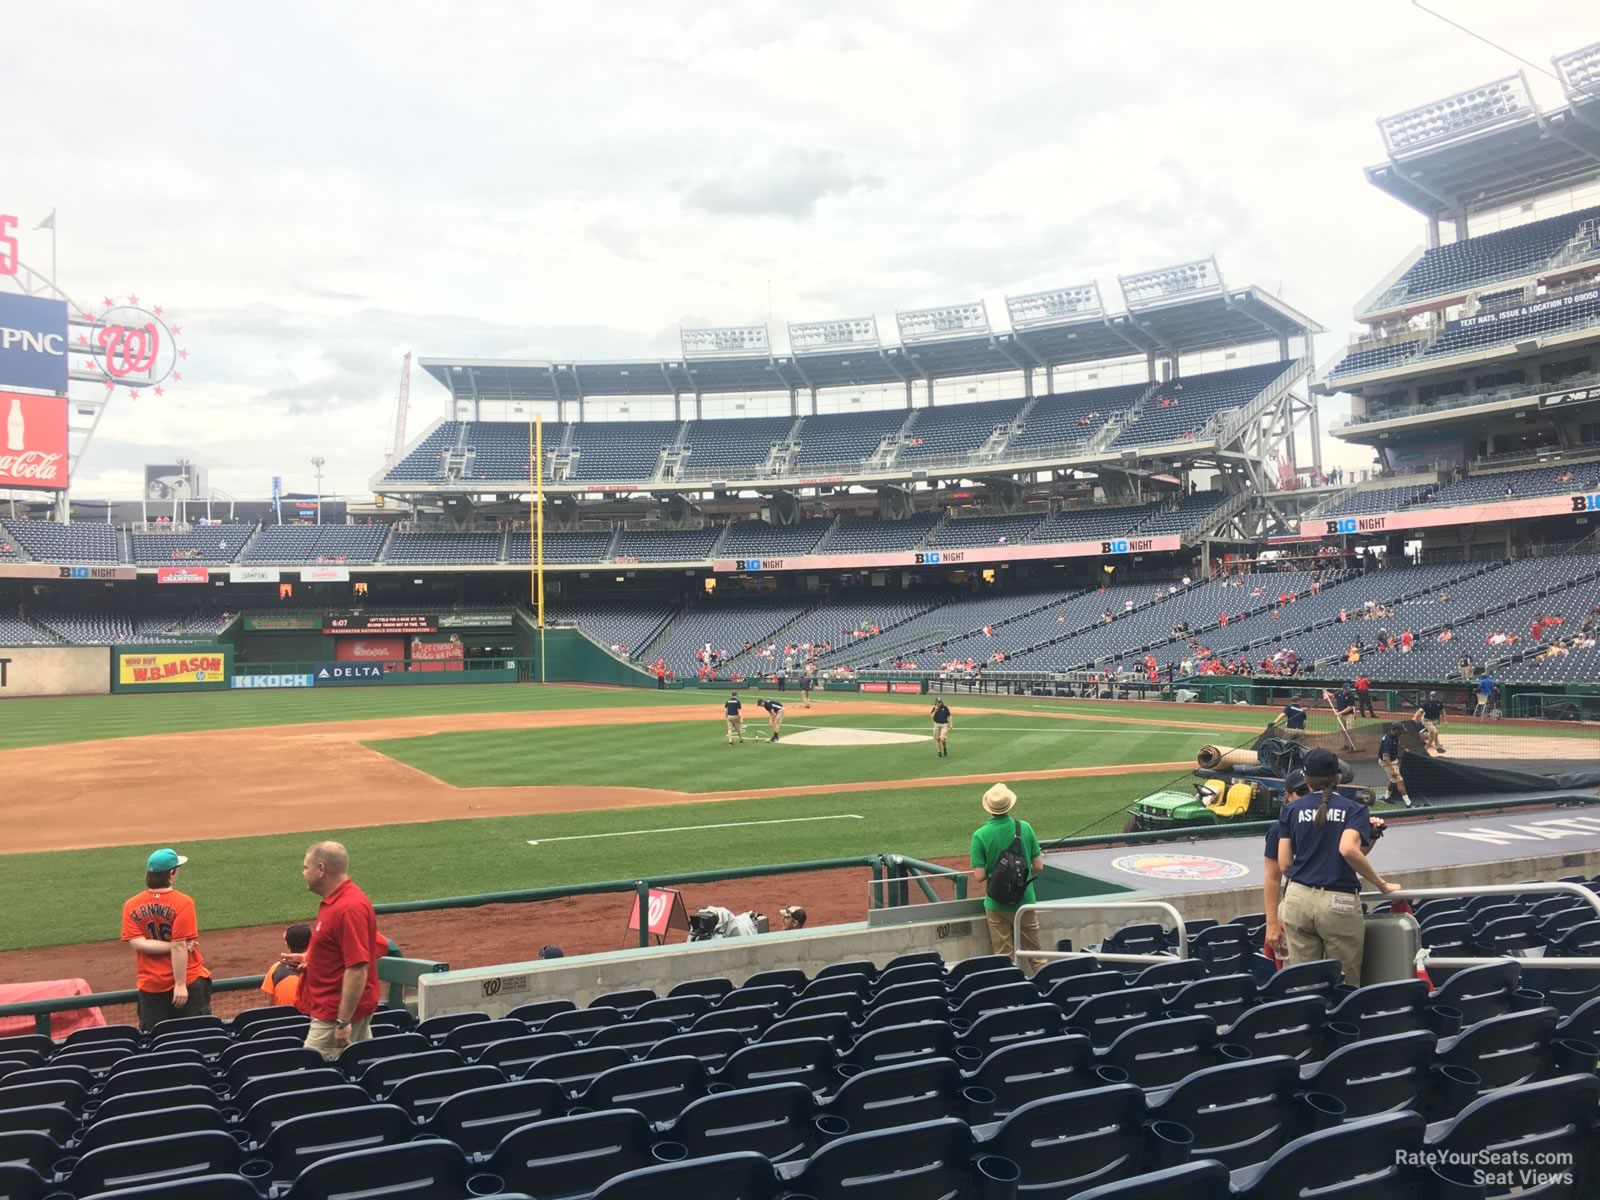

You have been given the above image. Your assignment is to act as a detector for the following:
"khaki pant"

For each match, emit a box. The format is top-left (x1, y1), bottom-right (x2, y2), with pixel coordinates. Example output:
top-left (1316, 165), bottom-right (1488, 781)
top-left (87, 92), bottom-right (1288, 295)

top-left (1278, 881), bottom-right (1364, 985)
top-left (726, 716), bottom-right (743, 742)
top-left (1382, 757), bottom-right (1405, 792)
top-left (986, 908), bottom-right (1042, 975)
top-left (304, 1016), bottom-right (373, 1060)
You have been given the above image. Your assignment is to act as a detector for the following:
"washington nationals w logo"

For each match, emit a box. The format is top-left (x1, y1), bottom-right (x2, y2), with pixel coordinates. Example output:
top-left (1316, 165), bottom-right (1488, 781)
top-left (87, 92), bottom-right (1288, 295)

top-left (97, 321), bottom-right (160, 378)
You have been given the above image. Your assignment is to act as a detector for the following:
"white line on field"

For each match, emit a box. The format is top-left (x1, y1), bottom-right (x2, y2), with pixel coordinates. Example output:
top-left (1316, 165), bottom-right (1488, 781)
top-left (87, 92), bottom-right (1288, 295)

top-left (780, 723), bottom-right (1206, 736)
top-left (526, 814), bottom-right (864, 846)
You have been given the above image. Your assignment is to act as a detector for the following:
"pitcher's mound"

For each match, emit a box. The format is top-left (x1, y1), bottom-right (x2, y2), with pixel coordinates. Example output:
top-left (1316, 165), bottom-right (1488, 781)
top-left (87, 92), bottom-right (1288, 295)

top-left (783, 727), bottom-right (932, 747)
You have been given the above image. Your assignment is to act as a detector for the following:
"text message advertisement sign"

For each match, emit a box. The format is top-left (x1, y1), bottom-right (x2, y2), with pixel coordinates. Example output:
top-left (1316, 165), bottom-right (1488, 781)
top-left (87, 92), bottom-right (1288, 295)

top-left (0, 391), bottom-right (69, 490)
top-left (0, 294), bottom-right (69, 392)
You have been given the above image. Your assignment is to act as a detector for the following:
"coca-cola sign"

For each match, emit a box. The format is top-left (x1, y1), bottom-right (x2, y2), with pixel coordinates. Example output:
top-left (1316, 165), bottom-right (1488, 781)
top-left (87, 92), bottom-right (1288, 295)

top-left (0, 391), bottom-right (69, 491)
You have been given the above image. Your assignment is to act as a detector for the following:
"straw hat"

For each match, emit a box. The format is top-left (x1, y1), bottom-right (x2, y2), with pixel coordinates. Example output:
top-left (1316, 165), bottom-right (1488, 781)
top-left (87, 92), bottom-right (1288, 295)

top-left (982, 783), bottom-right (1017, 815)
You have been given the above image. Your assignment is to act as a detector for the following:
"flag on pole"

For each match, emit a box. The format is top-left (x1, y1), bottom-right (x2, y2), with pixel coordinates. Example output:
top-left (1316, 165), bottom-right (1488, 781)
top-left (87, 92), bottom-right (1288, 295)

top-left (35, 210), bottom-right (55, 231)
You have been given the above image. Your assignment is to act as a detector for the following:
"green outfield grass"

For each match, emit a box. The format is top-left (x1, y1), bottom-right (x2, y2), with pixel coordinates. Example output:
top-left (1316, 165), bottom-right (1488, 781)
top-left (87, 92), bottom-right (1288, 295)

top-left (5, 772), bottom-right (1180, 949)
top-left (5, 679), bottom-right (1572, 754)
top-left (365, 709), bottom-right (1224, 792)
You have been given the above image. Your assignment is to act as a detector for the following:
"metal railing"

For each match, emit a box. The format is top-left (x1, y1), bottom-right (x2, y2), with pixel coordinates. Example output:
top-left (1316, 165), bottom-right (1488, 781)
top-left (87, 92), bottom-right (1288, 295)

top-left (1374, 882), bottom-right (1600, 972)
top-left (1012, 900), bottom-right (1190, 969)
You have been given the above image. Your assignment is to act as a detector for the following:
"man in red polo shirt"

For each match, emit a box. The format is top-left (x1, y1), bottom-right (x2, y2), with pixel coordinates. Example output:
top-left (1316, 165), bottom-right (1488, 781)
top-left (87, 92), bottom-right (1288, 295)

top-left (297, 841), bottom-right (380, 1059)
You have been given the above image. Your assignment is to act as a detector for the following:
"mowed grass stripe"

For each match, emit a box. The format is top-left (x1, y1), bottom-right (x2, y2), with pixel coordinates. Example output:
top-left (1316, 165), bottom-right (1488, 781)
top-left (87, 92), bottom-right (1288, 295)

top-left (3, 772), bottom-right (1178, 950)
top-left (0, 683), bottom-right (1308, 752)
top-left (364, 712), bottom-right (1223, 792)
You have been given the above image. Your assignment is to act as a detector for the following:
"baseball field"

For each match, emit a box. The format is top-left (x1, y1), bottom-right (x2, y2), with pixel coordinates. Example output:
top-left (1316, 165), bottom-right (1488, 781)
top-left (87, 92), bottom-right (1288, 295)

top-left (1, 683), bottom-right (1592, 994)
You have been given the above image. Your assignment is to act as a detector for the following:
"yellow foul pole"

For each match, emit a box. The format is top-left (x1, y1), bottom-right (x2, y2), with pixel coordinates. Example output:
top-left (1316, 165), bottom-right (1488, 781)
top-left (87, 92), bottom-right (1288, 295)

top-left (536, 415), bottom-right (546, 682)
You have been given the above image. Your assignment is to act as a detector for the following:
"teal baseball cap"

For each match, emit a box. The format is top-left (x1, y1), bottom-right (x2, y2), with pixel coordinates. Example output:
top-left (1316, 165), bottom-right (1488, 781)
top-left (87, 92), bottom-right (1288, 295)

top-left (146, 848), bottom-right (189, 872)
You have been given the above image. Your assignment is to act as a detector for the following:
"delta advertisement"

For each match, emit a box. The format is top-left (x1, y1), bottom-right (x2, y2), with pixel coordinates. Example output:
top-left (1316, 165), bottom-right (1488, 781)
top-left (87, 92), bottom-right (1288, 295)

top-left (713, 534), bottom-right (1182, 574)
top-left (117, 650), bottom-right (228, 688)
top-left (0, 390), bottom-right (69, 491)
top-left (1296, 491), bottom-right (1600, 540)
top-left (312, 663), bottom-right (387, 686)
top-left (0, 294), bottom-right (69, 393)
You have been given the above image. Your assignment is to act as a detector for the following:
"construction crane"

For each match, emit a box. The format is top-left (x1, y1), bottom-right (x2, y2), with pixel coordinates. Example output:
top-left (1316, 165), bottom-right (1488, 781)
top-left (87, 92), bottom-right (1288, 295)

top-left (383, 352), bottom-right (412, 471)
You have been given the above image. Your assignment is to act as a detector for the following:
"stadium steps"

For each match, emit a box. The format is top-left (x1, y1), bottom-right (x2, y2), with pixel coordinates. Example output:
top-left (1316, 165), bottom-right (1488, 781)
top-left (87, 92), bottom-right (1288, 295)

top-left (914, 513), bottom-right (950, 551)
top-left (1216, 356), bottom-right (1311, 447)
top-left (707, 521), bottom-right (735, 558)
top-left (633, 604), bottom-right (690, 663)
top-left (812, 596), bottom-right (952, 665)
top-left (722, 604), bottom-right (822, 670)
top-left (1175, 490), bottom-right (1249, 542)
top-left (602, 526), bottom-right (623, 562)
top-left (843, 588), bottom-right (1094, 669)
top-left (0, 521), bottom-right (34, 561)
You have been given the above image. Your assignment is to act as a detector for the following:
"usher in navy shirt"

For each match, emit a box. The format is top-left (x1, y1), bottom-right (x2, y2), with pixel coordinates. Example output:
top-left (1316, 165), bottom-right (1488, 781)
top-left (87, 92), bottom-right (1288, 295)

top-left (1276, 792), bottom-right (1371, 890)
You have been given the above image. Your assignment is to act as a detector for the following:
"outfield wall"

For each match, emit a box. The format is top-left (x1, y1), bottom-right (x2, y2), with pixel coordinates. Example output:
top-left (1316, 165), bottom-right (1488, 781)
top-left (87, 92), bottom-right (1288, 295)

top-left (112, 643), bottom-right (233, 694)
top-left (0, 646), bottom-right (111, 698)
top-left (525, 623), bottom-right (656, 687)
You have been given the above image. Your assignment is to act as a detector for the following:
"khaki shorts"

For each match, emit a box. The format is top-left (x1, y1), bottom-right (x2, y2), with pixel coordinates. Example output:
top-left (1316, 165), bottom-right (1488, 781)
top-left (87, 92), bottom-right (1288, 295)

top-left (304, 1016), bottom-right (373, 1060)
top-left (1382, 758), bottom-right (1404, 787)
top-left (726, 716), bottom-right (743, 737)
top-left (1279, 881), bottom-right (1364, 985)
top-left (934, 723), bottom-right (948, 742)
top-left (1421, 720), bottom-right (1439, 742)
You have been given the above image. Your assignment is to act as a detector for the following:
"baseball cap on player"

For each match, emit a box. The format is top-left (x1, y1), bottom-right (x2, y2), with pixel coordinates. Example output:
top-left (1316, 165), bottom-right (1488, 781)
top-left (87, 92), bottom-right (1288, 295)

top-left (982, 783), bottom-right (1017, 815)
top-left (146, 848), bottom-right (188, 871)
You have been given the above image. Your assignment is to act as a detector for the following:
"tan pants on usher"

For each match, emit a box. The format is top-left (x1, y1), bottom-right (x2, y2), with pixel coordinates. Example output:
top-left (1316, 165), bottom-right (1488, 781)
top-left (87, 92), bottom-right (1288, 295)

top-left (986, 908), bottom-right (1042, 975)
top-left (1278, 881), bottom-right (1364, 985)
top-left (304, 1016), bottom-right (372, 1061)
top-left (726, 716), bottom-right (743, 742)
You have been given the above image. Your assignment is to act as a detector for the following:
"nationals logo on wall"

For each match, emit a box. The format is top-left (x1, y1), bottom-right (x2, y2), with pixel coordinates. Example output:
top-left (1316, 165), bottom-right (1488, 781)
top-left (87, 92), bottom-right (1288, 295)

top-left (0, 390), bottom-right (68, 490)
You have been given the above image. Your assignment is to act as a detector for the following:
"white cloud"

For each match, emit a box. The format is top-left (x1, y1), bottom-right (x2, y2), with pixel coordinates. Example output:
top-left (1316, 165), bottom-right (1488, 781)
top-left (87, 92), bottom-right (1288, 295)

top-left (3, 0), bottom-right (1595, 496)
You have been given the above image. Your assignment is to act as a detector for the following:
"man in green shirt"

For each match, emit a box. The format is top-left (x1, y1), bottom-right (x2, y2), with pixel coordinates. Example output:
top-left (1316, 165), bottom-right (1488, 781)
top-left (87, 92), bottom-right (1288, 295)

top-left (969, 783), bottom-right (1045, 972)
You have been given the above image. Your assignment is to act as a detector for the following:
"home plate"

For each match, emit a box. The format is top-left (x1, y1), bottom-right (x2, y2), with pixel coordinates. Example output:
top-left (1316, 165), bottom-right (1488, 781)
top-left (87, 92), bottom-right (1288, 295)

top-left (782, 728), bottom-right (931, 746)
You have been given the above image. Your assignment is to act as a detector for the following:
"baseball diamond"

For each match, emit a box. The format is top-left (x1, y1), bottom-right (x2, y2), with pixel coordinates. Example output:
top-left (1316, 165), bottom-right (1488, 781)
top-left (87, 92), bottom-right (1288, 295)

top-left (5, 18), bottom-right (1600, 1197)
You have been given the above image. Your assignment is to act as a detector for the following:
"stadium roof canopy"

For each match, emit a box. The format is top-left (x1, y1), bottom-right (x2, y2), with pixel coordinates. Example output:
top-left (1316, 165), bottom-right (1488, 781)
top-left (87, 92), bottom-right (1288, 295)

top-left (1365, 61), bottom-right (1600, 219)
top-left (421, 283), bottom-right (1319, 403)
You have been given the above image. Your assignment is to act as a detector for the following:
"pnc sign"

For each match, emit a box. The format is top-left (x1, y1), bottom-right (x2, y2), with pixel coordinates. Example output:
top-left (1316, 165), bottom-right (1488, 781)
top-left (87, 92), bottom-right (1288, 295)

top-left (0, 293), bottom-right (69, 392)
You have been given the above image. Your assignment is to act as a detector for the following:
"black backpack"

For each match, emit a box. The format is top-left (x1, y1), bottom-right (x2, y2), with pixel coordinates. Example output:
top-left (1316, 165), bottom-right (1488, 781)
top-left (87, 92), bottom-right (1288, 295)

top-left (985, 818), bottom-right (1031, 906)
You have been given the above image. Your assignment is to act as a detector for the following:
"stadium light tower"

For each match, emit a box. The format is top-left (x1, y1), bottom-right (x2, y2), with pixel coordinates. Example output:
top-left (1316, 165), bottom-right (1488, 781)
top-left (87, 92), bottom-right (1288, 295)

top-left (311, 456), bottom-right (325, 524)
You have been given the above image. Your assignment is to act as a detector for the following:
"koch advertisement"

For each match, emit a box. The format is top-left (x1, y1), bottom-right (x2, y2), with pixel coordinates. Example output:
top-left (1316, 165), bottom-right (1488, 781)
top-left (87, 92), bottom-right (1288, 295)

top-left (231, 672), bottom-right (315, 689)
top-left (0, 391), bottom-right (69, 490)
top-left (0, 293), bottom-right (69, 392)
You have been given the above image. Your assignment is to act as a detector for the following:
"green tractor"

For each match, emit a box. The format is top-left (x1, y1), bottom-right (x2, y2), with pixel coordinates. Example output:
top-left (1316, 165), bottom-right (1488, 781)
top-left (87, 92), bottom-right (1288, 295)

top-left (1124, 775), bottom-right (1283, 833)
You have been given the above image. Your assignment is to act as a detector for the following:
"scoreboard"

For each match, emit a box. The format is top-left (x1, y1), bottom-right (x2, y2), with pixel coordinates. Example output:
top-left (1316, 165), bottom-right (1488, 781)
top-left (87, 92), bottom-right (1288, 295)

top-left (324, 613), bottom-right (435, 635)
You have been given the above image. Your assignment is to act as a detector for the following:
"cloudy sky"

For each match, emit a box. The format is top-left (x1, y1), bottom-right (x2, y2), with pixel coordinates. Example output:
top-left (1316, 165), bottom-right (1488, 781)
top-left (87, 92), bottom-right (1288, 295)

top-left (5, 1), bottom-right (1596, 500)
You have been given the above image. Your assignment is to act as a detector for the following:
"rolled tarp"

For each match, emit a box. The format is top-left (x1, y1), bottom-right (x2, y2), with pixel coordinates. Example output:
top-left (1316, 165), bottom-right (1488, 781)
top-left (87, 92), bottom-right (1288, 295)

top-left (1197, 745), bottom-right (1259, 771)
